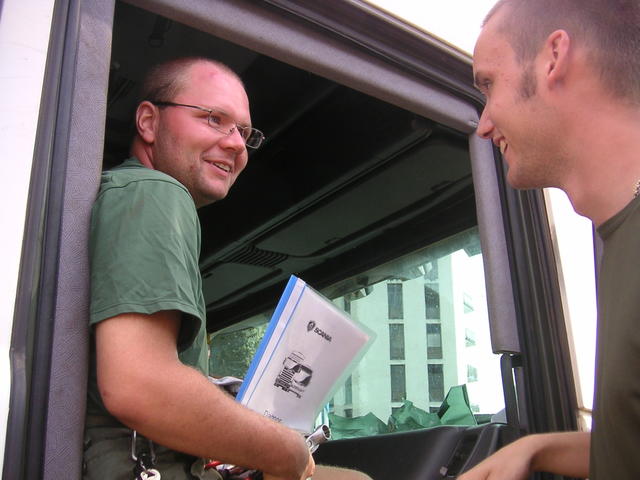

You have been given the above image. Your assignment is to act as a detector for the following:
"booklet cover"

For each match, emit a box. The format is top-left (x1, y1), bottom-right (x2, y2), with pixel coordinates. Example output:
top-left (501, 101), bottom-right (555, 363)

top-left (236, 275), bottom-right (375, 434)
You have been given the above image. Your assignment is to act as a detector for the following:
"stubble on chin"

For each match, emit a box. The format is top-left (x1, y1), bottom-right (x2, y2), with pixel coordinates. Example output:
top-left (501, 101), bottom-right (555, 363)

top-left (507, 159), bottom-right (558, 191)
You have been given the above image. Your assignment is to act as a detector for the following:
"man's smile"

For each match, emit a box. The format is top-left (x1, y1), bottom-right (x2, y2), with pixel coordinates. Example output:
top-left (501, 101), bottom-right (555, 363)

top-left (205, 159), bottom-right (232, 173)
top-left (212, 161), bottom-right (231, 173)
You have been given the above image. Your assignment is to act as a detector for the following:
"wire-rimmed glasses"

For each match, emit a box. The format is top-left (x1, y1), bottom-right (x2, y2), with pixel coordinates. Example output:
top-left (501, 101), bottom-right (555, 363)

top-left (150, 100), bottom-right (265, 149)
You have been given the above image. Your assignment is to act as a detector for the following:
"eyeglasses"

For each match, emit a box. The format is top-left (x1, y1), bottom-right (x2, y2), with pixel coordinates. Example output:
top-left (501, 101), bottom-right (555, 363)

top-left (150, 101), bottom-right (265, 149)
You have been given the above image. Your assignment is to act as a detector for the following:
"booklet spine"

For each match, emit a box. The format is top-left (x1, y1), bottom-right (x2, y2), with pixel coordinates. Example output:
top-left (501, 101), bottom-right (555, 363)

top-left (236, 275), bottom-right (302, 401)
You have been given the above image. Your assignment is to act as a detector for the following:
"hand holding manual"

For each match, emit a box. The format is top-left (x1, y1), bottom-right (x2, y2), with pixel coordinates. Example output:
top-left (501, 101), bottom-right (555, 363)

top-left (236, 275), bottom-right (375, 434)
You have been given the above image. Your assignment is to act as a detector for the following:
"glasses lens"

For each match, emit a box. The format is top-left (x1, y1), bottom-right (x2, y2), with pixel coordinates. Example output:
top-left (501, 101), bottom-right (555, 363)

top-left (208, 109), bottom-right (263, 148)
top-left (245, 129), bottom-right (264, 149)
top-left (208, 110), bottom-right (235, 133)
top-left (237, 125), bottom-right (251, 142)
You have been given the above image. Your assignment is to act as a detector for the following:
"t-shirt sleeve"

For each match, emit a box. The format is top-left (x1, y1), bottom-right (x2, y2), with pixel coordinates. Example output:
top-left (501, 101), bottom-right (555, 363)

top-left (89, 177), bottom-right (205, 352)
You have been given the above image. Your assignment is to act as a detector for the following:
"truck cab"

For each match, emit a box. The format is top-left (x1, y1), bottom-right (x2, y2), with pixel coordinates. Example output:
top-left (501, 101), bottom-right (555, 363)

top-left (1, 1), bottom-right (595, 478)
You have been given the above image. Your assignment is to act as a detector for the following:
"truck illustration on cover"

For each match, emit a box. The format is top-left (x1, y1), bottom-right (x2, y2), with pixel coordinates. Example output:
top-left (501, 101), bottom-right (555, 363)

top-left (274, 351), bottom-right (313, 398)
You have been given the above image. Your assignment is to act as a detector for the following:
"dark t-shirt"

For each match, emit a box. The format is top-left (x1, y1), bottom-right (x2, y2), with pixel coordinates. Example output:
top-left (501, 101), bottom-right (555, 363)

top-left (84, 158), bottom-right (217, 479)
top-left (88, 157), bottom-right (208, 417)
top-left (592, 195), bottom-right (640, 479)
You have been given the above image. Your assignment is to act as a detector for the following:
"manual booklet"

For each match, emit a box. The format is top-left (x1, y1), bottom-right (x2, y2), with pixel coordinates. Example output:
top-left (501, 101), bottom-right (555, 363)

top-left (236, 275), bottom-right (375, 434)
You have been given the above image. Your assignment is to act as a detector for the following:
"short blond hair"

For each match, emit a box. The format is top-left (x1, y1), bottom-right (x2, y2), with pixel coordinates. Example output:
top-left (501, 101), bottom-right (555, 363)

top-left (139, 57), bottom-right (243, 104)
top-left (484, 0), bottom-right (640, 104)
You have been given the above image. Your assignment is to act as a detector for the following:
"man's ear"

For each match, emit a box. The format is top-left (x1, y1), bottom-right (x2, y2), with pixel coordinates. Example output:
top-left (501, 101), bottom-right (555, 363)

top-left (543, 29), bottom-right (571, 88)
top-left (135, 101), bottom-right (159, 144)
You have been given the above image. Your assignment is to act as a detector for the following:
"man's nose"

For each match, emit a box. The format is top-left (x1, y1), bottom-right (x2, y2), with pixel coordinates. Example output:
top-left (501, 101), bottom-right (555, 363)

top-left (476, 107), bottom-right (494, 139)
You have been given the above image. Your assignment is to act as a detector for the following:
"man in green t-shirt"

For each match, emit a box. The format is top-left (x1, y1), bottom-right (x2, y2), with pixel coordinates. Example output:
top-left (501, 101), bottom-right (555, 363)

top-left (460, 1), bottom-right (640, 479)
top-left (85, 57), bottom-right (371, 480)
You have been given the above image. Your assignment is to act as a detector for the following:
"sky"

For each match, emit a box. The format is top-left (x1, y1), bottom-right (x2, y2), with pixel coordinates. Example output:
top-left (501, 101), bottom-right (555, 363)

top-left (365, 0), bottom-right (497, 54)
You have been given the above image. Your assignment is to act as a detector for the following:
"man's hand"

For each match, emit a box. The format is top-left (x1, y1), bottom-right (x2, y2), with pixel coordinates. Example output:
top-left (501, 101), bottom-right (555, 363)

top-left (263, 451), bottom-right (314, 480)
top-left (458, 432), bottom-right (590, 480)
top-left (457, 439), bottom-right (533, 480)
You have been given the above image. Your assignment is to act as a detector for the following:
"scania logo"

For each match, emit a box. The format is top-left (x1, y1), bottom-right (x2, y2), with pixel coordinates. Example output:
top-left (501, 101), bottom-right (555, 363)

top-left (307, 320), bottom-right (332, 342)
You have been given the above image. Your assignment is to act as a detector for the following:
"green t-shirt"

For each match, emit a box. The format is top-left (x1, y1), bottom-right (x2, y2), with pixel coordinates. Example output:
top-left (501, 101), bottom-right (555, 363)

top-left (88, 157), bottom-right (208, 417)
top-left (592, 195), bottom-right (640, 480)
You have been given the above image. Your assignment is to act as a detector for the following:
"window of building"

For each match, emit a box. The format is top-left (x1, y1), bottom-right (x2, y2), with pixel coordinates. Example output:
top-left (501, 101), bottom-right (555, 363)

top-left (344, 375), bottom-right (353, 405)
top-left (387, 283), bottom-right (404, 319)
top-left (428, 363), bottom-right (444, 403)
top-left (465, 328), bottom-right (477, 347)
top-left (390, 364), bottom-right (406, 402)
top-left (467, 364), bottom-right (478, 382)
top-left (389, 324), bottom-right (405, 360)
top-left (344, 296), bottom-right (351, 314)
top-left (424, 284), bottom-right (440, 320)
top-left (425, 260), bottom-right (439, 282)
top-left (463, 292), bottom-right (474, 313)
top-left (426, 323), bottom-right (443, 359)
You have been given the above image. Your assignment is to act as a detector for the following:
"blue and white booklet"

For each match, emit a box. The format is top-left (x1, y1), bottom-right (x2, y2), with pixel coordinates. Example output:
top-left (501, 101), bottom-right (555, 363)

top-left (236, 275), bottom-right (375, 434)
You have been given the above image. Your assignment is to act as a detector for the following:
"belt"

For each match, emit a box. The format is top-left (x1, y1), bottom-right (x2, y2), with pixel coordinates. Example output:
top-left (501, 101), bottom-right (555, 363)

top-left (85, 413), bottom-right (127, 429)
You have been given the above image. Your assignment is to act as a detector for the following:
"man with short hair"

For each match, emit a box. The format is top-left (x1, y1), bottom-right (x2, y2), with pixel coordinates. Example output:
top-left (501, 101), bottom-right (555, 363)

top-left (84, 57), bottom-right (371, 480)
top-left (460, 1), bottom-right (640, 479)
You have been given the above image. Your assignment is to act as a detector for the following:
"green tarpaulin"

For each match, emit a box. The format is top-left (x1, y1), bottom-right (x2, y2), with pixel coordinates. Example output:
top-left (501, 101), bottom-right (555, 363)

top-left (330, 385), bottom-right (479, 440)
